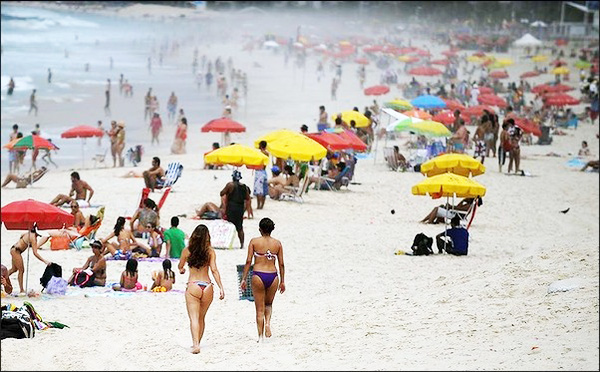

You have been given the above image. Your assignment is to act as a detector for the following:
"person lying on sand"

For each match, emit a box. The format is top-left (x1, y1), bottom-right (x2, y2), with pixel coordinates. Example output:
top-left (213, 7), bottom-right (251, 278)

top-left (1, 166), bottom-right (48, 189)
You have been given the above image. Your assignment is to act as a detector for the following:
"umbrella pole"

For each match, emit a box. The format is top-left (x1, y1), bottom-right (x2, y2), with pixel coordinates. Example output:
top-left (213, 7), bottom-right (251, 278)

top-left (25, 241), bottom-right (31, 294)
top-left (81, 138), bottom-right (85, 169)
top-left (443, 194), bottom-right (449, 254)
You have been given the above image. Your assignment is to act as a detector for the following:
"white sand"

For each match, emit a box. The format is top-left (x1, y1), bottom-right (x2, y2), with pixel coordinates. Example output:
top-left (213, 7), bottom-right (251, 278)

top-left (1, 4), bottom-right (599, 370)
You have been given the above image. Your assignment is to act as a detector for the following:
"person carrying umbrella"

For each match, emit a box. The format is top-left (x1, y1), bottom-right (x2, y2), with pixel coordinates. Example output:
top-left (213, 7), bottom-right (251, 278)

top-left (8, 223), bottom-right (51, 294)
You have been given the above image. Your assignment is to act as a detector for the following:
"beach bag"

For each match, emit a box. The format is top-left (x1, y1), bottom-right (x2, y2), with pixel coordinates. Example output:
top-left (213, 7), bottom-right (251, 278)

top-left (50, 234), bottom-right (72, 250)
top-left (40, 263), bottom-right (63, 289)
top-left (46, 276), bottom-right (68, 295)
top-left (1, 306), bottom-right (35, 339)
top-left (71, 269), bottom-right (95, 288)
top-left (411, 233), bottom-right (434, 256)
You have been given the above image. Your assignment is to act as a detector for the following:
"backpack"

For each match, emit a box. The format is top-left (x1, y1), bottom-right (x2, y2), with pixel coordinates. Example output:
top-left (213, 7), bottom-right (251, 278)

top-left (71, 270), bottom-right (95, 288)
top-left (411, 233), bottom-right (434, 256)
top-left (40, 263), bottom-right (62, 289)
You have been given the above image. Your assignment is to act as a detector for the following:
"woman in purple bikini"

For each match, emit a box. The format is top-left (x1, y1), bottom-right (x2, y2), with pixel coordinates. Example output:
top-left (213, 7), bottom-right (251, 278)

top-left (240, 217), bottom-right (286, 342)
top-left (178, 224), bottom-right (225, 354)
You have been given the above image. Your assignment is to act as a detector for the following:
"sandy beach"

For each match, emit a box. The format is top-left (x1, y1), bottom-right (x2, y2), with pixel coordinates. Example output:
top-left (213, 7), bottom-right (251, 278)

top-left (1, 2), bottom-right (599, 370)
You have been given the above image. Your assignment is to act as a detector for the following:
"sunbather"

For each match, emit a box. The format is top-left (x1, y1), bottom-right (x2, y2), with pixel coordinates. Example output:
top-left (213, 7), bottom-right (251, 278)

top-left (1, 166), bottom-right (48, 189)
top-left (580, 159), bottom-right (599, 172)
top-left (420, 197), bottom-right (478, 224)
top-left (68, 240), bottom-right (106, 286)
top-left (101, 217), bottom-right (151, 258)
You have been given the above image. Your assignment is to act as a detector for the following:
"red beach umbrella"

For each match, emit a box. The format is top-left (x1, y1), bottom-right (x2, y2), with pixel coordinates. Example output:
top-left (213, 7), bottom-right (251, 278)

top-left (1, 199), bottom-right (74, 230)
top-left (489, 70), bottom-right (509, 79)
top-left (305, 132), bottom-right (352, 151)
top-left (408, 66), bottom-right (442, 76)
top-left (532, 84), bottom-right (553, 94)
top-left (61, 125), bottom-right (105, 168)
top-left (462, 105), bottom-right (495, 118)
top-left (477, 94), bottom-right (508, 108)
top-left (201, 118), bottom-right (246, 133)
top-left (472, 51), bottom-right (486, 57)
top-left (441, 50), bottom-right (457, 57)
top-left (431, 59), bottom-right (450, 66)
top-left (355, 57), bottom-right (369, 65)
top-left (547, 83), bottom-right (574, 93)
top-left (544, 93), bottom-right (580, 106)
top-left (550, 59), bottom-right (567, 66)
top-left (520, 71), bottom-right (541, 79)
top-left (338, 130), bottom-right (367, 152)
top-left (432, 110), bottom-right (456, 126)
top-left (61, 125), bottom-right (104, 138)
top-left (364, 85), bottom-right (390, 96)
top-left (478, 86), bottom-right (494, 95)
top-left (442, 99), bottom-right (466, 112)
top-left (506, 113), bottom-right (542, 137)
top-left (555, 39), bottom-right (568, 46)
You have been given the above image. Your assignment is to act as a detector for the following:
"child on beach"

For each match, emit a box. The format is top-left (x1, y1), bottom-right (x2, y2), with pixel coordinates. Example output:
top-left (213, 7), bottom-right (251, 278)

top-left (113, 258), bottom-right (142, 291)
top-left (151, 259), bottom-right (176, 292)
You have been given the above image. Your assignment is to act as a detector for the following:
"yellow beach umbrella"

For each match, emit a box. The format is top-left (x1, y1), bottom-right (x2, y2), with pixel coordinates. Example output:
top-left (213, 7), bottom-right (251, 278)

top-left (496, 58), bottom-right (514, 66)
top-left (467, 55), bottom-right (482, 63)
top-left (552, 66), bottom-right (570, 75)
top-left (420, 153), bottom-right (486, 177)
top-left (267, 134), bottom-right (327, 162)
top-left (411, 173), bottom-right (487, 198)
top-left (403, 120), bottom-right (451, 137)
top-left (531, 55), bottom-right (548, 62)
top-left (331, 111), bottom-right (370, 128)
top-left (254, 129), bottom-right (302, 149)
top-left (384, 99), bottom-right (413, 111)
top-left (204, 144), bottom-right (269, 169)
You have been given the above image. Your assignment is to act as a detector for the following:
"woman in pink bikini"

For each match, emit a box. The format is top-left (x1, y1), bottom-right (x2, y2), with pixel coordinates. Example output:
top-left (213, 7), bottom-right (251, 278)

top-left (178, 224), bottom-right (224, 354)
top-left (240, 217), bottom-right (286, 342)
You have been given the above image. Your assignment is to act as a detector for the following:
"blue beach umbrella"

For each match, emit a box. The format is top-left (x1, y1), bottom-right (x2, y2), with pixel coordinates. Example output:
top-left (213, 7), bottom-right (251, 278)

top-left (410, 95), bottom-right (447, 110)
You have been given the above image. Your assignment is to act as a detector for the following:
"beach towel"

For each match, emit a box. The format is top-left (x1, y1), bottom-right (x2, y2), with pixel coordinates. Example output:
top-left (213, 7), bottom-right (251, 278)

top-left (200, 219), bottom-right (238, 249)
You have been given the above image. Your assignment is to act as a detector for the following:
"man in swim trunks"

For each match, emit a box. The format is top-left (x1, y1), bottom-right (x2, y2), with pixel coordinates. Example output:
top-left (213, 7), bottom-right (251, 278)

top-left (142, 156), bottom-right (165, 192)
top-left (49, 171), bottom-right (94, 207)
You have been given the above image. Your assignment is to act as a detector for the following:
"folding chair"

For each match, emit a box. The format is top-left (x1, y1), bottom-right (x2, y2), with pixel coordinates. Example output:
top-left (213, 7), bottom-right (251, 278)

top-left (156, 162), bottom-right (183, 190)
top-left (280, 174), bottom-right (310, 203)
top-left (92, 149), bottom-right (108, 168)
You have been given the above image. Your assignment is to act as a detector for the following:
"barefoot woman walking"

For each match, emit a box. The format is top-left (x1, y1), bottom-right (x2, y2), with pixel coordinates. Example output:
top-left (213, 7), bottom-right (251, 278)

top-left (240, 217), bottom-right (286, 342)
top-left (178, 224), bottom-right (225, 354)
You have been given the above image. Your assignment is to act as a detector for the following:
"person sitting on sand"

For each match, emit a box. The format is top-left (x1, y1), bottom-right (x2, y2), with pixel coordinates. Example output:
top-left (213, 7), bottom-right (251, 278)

top-left (163, 216), bottom-right (186, 259)
top-left (101, 217), bottom-right (151, 259)
top-left (436, 215), bottom-right (469, 255)
top-left (578, 141), bottom-right (591, 157)
top-left (178, 224), bottom-right (225, 354)
top-left (1, 166), bottom-right (48, 189)
top-left (112, 258), bottom-right (141, 291)
top-left (1, 264), bottom-right (14, 295)
top-left (151, 259), bottom-right (176, 291)
top-left (143, 157), bottom-right (165, 192)
top-left (145, 222), bottom-right (163, 257)
top-left (195, 201), bottom-right (223, 220)
top-left (267, 166), bottom-right (287, 200)
top-left (130, 198), bottom-right (160, 238)
top-left (68, 240), bottom-right (106, 287)
top-left (420, 197), bottom-right (480, 224)
top-left (580, 159), bottom-right (599, 172)
top-left (49, 171), bottom-right (94, 207)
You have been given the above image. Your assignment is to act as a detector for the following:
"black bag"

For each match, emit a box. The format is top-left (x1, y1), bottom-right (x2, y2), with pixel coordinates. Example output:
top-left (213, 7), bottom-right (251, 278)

top-left (40, 263), bottom-right (62, 289)
top-left (411, 233), bottom-right (434, 256)
top-left (1, 307), bottom-right (35, 339)
top-left (71, 270), bottom-right (95, 288)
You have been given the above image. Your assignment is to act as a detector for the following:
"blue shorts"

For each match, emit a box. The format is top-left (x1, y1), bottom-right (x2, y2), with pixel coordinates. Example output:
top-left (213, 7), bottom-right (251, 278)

top-left (317, 123), bottom-right (328, 132)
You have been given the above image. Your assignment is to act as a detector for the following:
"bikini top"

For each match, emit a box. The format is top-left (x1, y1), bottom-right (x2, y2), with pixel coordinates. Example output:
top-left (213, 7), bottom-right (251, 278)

top-left (254, 250), bottom-right (276, 260)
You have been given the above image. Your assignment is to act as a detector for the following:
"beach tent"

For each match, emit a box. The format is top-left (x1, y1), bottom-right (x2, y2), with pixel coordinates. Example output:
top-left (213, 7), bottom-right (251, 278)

top-left (513, 33), bottom-right (542, 47)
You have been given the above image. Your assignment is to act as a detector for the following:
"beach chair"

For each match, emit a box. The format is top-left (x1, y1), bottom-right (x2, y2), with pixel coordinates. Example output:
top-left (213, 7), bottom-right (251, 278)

top-left (383, 146), bottom-right (399, 171)
top-left (156, 162), bottom-right (183, 190)
top-left (321, 165), bottom-right (351, 191)
top-left (92, 149), bottom-right (108, 168)
top-left (445, 197), bottom-right (480, 230)
top-left (280, 173), bottom-right (310, 203)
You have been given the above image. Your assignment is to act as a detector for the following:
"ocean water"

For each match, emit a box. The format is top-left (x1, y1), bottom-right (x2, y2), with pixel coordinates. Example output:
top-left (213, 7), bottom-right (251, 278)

top-left (1, 3), bottom-right (224, 173)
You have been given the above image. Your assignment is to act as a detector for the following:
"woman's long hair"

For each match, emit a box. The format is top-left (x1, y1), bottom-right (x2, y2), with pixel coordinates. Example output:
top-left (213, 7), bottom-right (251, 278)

top-left (187, 224), bottom-right (211, 269)
top-left (114, 216), bottom-right (126, 236)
